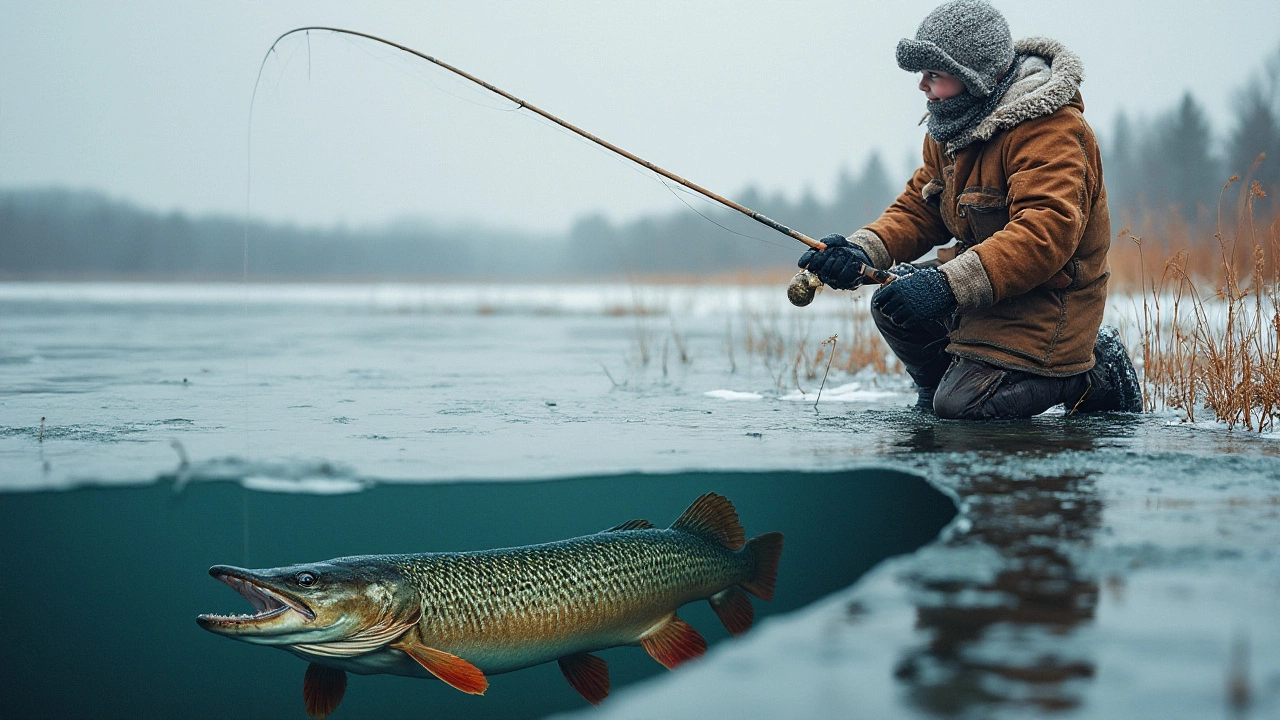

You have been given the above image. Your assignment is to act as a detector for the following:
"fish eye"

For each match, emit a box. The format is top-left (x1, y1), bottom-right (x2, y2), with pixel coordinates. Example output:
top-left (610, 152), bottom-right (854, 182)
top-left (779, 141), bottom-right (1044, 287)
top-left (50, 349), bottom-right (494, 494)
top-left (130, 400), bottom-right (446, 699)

top-left (295, 572), bottom-right (317, 587)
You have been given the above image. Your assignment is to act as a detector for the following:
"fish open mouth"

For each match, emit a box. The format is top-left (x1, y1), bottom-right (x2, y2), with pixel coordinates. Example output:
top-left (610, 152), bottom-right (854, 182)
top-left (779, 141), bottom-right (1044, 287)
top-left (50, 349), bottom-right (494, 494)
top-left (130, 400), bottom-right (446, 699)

top-left (197, 566), bottom-right (316, 628)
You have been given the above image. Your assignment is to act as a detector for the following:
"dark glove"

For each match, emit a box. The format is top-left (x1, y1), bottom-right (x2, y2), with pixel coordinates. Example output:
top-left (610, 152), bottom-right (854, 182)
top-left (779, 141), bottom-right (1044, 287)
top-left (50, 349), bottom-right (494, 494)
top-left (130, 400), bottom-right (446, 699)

top-left (797, 234), bottom-right (875, 290)
top-left (871, 267), bottom-right (958, 328)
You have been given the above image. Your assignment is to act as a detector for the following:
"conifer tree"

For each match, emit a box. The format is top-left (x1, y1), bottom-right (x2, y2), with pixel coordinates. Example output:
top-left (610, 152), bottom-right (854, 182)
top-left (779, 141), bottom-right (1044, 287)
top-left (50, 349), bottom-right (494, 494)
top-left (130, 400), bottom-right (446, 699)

top-left (1226, 47), bottom-right (1280, 213)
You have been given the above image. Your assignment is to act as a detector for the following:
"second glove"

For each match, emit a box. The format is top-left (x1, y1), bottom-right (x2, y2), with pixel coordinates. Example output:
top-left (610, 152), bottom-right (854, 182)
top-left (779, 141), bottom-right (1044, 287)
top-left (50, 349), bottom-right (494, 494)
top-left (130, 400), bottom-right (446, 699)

top-left (871, 267), bottom-right (958, 328)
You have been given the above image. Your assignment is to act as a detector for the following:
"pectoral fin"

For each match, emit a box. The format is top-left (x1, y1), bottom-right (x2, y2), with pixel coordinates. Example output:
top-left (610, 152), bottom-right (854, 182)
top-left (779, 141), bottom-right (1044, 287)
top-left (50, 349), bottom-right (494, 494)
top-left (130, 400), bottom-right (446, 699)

top-left (639, 614), bottom-right (707, 669)
top-left (391, 637), bottom-right (488, 695)
top-left (558, 652), bottom-right (610, 705)
top-left (302, 663), bottom-right (347, 719)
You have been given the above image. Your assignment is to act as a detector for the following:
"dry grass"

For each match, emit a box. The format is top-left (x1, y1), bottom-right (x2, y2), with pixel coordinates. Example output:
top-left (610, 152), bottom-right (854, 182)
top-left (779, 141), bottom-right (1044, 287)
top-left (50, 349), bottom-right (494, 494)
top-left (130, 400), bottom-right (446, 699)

top-left (1127, 178), bottom-right (1280, 431)
top-left (734, 296), bottom-right (901, 392)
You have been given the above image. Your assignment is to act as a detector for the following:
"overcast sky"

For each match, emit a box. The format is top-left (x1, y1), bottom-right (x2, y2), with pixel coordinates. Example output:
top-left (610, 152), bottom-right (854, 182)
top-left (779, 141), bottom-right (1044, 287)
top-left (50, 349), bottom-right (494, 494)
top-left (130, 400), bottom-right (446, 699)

top-left (2, 1), bottom-right (1277, 233)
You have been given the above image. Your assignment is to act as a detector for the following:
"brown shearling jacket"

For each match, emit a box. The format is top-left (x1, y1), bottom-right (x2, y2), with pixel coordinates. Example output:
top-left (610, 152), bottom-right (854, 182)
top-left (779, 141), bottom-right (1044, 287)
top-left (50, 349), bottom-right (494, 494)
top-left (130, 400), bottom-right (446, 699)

top-left (853, 38), bottom-right (1109, 377)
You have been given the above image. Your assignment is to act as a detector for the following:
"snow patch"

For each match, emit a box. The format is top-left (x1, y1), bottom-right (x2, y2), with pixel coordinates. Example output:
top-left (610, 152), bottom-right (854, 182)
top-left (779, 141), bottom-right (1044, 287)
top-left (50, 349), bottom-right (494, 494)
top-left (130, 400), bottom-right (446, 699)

top-left (704, 390), bottom-right (764, 401)
top-left (781, 381), bottom-right (908, 403)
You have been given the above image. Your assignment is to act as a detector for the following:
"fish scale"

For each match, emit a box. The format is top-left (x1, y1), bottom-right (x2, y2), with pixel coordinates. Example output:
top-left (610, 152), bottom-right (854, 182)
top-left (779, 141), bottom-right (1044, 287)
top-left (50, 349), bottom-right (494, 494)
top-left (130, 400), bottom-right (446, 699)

top-left (402, 531), bottom-right (748, 654)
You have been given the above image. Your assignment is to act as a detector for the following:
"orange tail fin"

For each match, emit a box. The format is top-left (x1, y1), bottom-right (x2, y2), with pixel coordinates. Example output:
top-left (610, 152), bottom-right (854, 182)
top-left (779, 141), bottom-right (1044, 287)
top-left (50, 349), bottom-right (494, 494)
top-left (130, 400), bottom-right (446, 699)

top-left (740, 532), bottom-right (783, 601)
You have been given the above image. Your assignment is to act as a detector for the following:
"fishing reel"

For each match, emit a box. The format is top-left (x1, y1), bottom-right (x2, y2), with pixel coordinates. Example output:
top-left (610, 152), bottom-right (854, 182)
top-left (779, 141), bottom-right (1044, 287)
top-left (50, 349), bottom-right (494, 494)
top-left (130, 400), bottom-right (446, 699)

top-left (787, 269), bottom-right (824, 307)
top-left (786, 264), bottom-right (897, 307)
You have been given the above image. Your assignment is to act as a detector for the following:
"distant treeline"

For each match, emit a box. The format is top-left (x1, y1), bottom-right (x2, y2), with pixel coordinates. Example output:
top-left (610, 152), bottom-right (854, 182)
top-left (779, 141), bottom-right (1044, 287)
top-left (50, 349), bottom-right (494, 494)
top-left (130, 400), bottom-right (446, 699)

top-left (1105, 46), bottom-right (1280, 222)
top-left (0, 158), bottom-right (897, 281)
top-left (3, 47), bottom-right (1277, 281)
top-left (0, 189), bottom-right (560, 281)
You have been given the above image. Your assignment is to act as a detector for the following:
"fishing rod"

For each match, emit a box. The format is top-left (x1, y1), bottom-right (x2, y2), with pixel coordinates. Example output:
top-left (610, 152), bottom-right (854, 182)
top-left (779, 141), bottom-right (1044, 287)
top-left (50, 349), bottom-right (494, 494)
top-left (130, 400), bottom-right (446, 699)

top-left (256, 27), bottom-right (894, 305)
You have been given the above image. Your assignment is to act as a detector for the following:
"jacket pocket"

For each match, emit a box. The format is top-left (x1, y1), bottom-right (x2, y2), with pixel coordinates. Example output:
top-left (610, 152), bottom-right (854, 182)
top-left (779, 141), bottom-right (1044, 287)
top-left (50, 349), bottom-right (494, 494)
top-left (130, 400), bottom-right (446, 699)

top-left (957, 189), bottom-right (1009, 245)
top-left (1040, 259), bottom-right (1078, 290)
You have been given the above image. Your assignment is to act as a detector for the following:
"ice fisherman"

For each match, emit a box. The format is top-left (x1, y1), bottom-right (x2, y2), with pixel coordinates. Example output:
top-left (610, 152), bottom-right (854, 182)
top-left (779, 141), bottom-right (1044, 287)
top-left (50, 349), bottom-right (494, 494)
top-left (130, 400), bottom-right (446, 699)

top-left (798, 0), bottom-right (1143, 420)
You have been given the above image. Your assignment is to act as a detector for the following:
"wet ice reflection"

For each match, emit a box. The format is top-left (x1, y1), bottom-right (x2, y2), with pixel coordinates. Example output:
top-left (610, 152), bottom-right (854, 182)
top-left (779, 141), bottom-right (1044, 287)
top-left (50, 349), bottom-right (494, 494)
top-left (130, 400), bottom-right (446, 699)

top-left (894, 469), bottom-right (1101, 714)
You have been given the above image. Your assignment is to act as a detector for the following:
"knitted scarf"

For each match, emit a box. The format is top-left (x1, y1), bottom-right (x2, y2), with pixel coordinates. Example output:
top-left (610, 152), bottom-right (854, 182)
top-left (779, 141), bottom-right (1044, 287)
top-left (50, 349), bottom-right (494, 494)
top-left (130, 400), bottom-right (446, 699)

top-left (925, 55), bottom-right (1023, 144)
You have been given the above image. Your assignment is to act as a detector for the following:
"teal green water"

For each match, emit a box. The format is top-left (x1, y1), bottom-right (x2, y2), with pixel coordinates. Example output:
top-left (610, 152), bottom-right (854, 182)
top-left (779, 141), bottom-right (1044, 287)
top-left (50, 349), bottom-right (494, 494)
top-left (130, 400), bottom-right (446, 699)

top-left (0, 469), bottom-right (954, 719)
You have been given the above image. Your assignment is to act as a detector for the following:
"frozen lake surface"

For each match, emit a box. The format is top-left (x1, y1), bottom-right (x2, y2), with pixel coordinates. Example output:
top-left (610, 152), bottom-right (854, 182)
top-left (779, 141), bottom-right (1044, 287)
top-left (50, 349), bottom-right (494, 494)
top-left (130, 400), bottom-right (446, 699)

top-left (2, 282), bottom-right (1278, 719)
top-left (0, 281), bottom-right (925, 491)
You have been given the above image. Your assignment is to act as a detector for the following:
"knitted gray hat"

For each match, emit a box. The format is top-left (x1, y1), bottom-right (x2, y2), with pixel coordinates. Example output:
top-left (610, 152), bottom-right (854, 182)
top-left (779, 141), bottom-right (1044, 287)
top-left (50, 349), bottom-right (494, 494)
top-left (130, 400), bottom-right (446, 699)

top-left (896, 0), bottom-right (1015, 97)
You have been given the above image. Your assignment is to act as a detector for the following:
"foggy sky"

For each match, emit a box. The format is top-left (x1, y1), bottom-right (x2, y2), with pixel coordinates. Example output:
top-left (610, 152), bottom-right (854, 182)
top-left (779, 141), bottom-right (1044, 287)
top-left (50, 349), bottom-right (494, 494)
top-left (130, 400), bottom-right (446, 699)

top-left (2, 1), bottom-right (1277, 233)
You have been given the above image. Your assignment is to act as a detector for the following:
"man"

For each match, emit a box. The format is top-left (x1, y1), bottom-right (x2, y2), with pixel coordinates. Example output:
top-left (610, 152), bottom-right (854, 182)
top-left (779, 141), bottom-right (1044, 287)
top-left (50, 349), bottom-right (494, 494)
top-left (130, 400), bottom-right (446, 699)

top-left (799, 0), bottom-right (1141, 419)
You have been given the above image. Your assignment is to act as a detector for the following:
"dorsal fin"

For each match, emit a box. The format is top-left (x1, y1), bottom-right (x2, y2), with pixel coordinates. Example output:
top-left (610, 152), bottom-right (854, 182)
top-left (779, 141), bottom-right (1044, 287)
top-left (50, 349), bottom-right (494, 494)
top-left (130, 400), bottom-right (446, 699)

top-left (669, 493), bottom-right (745, 550)
top-left (604, 519), bottom-right (654, 532)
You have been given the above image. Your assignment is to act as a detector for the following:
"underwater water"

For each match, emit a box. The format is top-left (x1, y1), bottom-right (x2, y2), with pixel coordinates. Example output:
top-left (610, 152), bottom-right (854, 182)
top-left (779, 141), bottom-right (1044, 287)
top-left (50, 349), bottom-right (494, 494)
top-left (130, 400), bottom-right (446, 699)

top-left (2, 283), bottom-right (1278, 720)
top-left (0, 469), bottom-right (954, 719)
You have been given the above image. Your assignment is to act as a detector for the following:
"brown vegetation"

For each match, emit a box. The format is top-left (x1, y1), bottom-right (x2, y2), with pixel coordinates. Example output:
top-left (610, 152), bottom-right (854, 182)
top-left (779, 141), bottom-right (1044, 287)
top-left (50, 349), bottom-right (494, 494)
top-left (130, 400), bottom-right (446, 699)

top-left (734, 298), bottom-right (901, 393)
top-left (1124, 177), bottom-right (1280, 431)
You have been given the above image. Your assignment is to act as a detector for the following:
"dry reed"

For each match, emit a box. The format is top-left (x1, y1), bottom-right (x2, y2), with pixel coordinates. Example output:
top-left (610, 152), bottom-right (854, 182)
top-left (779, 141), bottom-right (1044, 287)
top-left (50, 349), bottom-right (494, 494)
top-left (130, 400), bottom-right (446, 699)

top-left (1129, 177), bottom-right (1280, 431)
top-left (733, 295), bottom-right (900, 392)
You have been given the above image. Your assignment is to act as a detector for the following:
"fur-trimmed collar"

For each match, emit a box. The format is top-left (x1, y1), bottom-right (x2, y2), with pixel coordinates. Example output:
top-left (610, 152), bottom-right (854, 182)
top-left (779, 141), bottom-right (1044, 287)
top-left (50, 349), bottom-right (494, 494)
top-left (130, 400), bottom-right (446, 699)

top-left (944, 37), bottom-right (1084, 154)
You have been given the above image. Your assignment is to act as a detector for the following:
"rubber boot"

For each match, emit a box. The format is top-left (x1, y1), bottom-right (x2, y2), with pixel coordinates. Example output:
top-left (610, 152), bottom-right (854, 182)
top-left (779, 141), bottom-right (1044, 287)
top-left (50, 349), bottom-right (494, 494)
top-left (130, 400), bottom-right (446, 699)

top-left (1072, 326), bottom-right (1143, 413)
top-left (915, 385), bottom-right (937, 411)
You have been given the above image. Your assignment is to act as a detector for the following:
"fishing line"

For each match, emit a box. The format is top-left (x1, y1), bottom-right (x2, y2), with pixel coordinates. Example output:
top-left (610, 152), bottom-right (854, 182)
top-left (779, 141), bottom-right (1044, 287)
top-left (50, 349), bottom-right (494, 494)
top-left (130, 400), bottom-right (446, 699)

top-left (482, 89), bottom-right (783, 248)
top-left (272, 41), bottom-right (309, 95)
top-left (240, 35), bottom-right (292, 567)
top-left (665, 182), bottom-right (792, 247)
top-left (660, 181), bottom-right (790, 249)
top-left (242, 492), bottom-right (250, 565)
top-left (514, 106), bottom-right (784, 247)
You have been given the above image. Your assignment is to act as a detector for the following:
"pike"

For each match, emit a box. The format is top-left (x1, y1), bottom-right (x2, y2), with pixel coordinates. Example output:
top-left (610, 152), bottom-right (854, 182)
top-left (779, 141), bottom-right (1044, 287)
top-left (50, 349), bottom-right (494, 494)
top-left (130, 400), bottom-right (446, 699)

top-left (197, 493), bottom-right (783, 718)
